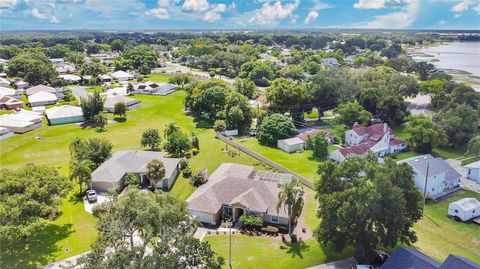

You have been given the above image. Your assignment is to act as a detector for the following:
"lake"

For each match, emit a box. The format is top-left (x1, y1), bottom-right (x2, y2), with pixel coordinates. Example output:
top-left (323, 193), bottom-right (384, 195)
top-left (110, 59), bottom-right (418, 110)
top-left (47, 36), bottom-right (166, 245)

top-left (410, 41), bottom-right (480, 91)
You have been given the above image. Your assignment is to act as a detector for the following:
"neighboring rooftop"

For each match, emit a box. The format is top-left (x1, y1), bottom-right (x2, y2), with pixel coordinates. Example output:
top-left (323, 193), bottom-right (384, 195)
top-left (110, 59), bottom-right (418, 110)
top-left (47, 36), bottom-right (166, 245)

top-left (465, 161), bottom-right (480, 169)
top-left (25, 85), bottom-right (56, 96)
top-left (380, 247), bottom-right (441, 269)
top-left (451, 198), bottom-right (480, 211)
top-left (404, 154), bottom-right (462, 180)
top-left (46, 105), bottom-right (83, 119)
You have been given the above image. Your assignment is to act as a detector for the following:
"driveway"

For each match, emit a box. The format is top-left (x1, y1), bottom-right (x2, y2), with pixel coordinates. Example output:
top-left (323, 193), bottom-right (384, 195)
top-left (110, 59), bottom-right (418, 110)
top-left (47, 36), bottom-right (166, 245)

top-left (69, 86), bottom-right (90, 100)
top-left (407, 94), bottom-right (433, 116)
top-left (446, 159), bottom-right (480, 193)
top-left (306, 258), bottom-right (356, 269)
top-left (83, 194), bottom-right (112, 214)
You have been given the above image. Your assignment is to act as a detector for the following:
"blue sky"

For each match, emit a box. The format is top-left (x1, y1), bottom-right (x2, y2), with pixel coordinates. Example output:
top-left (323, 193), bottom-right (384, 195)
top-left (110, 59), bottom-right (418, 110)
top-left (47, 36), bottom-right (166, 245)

top-left (1, 0), bottom-right (479, 30)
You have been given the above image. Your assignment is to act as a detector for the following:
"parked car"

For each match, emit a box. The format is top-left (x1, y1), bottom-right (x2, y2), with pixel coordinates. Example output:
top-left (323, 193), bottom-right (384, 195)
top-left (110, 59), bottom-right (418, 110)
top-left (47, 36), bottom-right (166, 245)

top-left (354, 250), bottom-right (390, 266)
top-left (86, 190), bottom-right (98, 203)
top-left (352, 265), bottom-right (375, 269)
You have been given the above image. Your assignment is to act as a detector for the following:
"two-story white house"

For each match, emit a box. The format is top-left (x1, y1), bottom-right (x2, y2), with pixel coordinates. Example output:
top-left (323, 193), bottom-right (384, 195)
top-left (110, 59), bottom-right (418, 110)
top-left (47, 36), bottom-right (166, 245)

top-left (329, 123), bottom-right (407, 162)
top-left (401, 154), bottom-right (461, 199)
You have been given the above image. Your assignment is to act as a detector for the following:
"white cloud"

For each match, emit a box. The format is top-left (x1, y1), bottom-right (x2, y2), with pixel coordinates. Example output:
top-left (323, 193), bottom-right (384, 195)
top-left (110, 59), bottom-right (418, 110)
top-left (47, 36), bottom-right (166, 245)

top-left (451, 0), bottom-right (480, 15)
top-left (357, 0), bottom-right (420, 29)
top-left (437, 20), bottom-right (446, 24)
top-left (202, 3), bottom-right (226, 22)
top-left (312, 0), bottom-right (335, 11)
top-left (49, 2), bottom-right (56, 8)
top-left (31, 8), bottom-right (49, 19)
top-left (182, 0), bottom-right (209, 12)
top-left (353, 0), bottom-right (404, 9)
top-left (248, 0), bottom-right (300, 25)
top-left (145, 7), bottom-right (169, 19)
top-left (304, 10), bottom-right (318, 24)
top-left (50, 15), bottom-right (59, 23)
top-left (475, 3), bottom-right (480, 13)
top-left (0, 0), bottom-right (19, 9)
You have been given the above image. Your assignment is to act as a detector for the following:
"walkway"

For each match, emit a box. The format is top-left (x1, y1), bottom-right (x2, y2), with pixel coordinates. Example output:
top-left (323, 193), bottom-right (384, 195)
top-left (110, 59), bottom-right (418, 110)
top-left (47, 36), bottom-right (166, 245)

top-left (446, 158), bottom-right (480, 193)
top-left (306, 258), bottom-right (356, 269)
top-left (40, 252), bottom-right (87, 269)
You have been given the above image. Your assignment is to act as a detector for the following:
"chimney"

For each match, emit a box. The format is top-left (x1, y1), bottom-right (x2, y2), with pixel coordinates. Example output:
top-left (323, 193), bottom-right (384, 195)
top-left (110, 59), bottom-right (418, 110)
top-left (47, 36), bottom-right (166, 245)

top-left (383, 123), bottom-right (388, 133)
top-left (354, 122), bottom-right (359, 127)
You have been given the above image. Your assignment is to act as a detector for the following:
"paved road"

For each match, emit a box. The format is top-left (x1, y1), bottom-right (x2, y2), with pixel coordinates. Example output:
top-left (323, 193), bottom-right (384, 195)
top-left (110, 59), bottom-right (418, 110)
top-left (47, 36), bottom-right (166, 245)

top-left (446, 159), bottom-right (480, 193)
top-left (69, 86), bottom-right (90, 100)
top-left (406, 94), bottom-right (433, 117)
top-left (40, 252), bottom-right (86, 269)
top-left (306, 258), bottom-right (355, 269)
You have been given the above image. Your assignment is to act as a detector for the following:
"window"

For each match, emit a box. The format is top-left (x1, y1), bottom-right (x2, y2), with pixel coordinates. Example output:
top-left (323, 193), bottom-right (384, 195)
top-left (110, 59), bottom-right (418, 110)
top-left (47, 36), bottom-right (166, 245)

top-left (224, 206), bottom-right (233, 216)
top-left (432, 188), bottom-right (435, 192)
top-left (473, 210), bottom-right (476, 214)
top-left (445, 183), bottom-right (448, 187)
top-left (469, 169), bottom-right (471, 175)
top-left (271, 216), bottom-right (279, 223)
top-left (454, 209), bottom-right (458, 213)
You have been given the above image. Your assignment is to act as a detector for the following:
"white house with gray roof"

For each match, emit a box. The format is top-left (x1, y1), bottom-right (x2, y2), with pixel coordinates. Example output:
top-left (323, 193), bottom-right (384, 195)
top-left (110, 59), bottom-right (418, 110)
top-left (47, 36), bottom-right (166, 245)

top-left (186, 163), bottom-right (294, 226)
top-left (465, 161), bottom-right (480, 183)
top-left (46, 105), bottom-right (85, 125)
top-left (91, 150), bottom-right (180, 192)
top-left (401, 154), bottom-right (461, 199)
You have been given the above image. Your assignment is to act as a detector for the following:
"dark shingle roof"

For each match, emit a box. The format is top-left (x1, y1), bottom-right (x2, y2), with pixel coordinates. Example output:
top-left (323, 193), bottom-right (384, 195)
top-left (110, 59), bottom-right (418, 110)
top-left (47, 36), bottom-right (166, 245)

top-left (439, 255), bottom-right (480, 269)
top-left (380, 247), bottom-right (441, 269)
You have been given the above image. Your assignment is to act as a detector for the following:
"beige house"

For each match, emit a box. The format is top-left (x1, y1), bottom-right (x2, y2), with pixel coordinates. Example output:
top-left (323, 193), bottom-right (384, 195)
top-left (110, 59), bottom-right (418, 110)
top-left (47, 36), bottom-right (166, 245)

top-left (186, 163), bottom-right (292, 226)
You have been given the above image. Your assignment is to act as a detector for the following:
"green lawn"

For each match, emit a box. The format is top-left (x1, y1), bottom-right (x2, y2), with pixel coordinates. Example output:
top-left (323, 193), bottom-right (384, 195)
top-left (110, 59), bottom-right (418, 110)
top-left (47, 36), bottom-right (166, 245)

top-left (206, 235), bottom-right (352, 269)
top-left (462, 155), bottom-right (480, 165)
top-left (304, 187), bottom-right (320, 231)
top-left (0, 191), bottom-right (97, 269)
top-left (0, 90), bottom-right (265, 266)
top-left (234, 138), bottom-right (321, 181)
top-left (144, 74), bottom-right (170, 83)
top-left (413, 190), bottom-right (480, 263)
top-left (85, 85), bottom-right (104, 93)
top-left (389, 150), bottom-right (423, 161)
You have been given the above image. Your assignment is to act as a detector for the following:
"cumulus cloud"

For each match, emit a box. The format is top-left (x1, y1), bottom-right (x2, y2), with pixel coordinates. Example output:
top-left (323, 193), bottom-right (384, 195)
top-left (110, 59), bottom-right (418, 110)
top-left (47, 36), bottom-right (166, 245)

top-left (312, 0), bottom-right (335, 11)
top-left (145, 7), bottom-right (169, 19)
top-left (357, 0), bottom-right (419, 29)
top-left (353, 0), bottom-right (403, 9)
top-left (50, 15), bottom-right (59, 23)
top-left (203, 3), bottom-right (226, 22)
top-left (31, 8), bottom-right (49, 19)
top-left (182, 0), bottom-right (209, 12)
top-left (304, 10), bottom-right (318, 24)
top-left (451, 0), bottom-right (480, 15)
top-left (437, 20), bottom-right (446, 25)
top-left (0, 0), bottom-right (20, 9)
top-left (249, 0), bottom-right (300, 25)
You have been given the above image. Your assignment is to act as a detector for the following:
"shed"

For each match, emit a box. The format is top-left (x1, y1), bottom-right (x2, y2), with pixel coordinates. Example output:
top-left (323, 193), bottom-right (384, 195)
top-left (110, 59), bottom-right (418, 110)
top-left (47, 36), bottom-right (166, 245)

top-left (465, 161), bottom-right (480, 183)
top-left (277, 137), bottom-right (305, 153)
top-left (448, 198), bottom-right (480, 221)
top-left (104, 95), bottom-right (141, 112)
top-left (46, 105), bottom-right (85, 125)
top-left (28, 91), bottom-right (58, 107)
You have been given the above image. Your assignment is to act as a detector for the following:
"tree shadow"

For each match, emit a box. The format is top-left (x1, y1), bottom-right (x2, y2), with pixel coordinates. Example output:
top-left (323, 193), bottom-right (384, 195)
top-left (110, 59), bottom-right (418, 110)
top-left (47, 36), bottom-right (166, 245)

top-left (114, 117), bottom-right (127, 123)
top-left (0, 223), bottom-right (74, 269)
top-left (280, 240), bottom-right (310, 259)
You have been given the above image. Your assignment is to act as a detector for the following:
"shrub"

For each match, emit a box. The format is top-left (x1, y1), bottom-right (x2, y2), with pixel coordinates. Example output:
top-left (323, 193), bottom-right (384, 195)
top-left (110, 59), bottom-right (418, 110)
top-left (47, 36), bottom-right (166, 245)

top-left (239, 214), bottom-right (263, 228)
top-left (182, 166), bottom-right (192, 178)
top-left (192, 148), bottom-right (199, 156)
top-left (189, 170), bottom-right (205, 187)
top-left (179, 158), bottom-right (189, 170)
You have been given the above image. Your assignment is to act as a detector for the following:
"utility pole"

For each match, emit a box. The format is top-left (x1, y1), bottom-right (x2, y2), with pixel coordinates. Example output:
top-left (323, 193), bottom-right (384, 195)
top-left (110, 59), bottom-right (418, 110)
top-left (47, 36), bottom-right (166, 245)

top-left (422, 162), bottom-right (430, 214)
top-left (228, 219), bottom-right (232, 268)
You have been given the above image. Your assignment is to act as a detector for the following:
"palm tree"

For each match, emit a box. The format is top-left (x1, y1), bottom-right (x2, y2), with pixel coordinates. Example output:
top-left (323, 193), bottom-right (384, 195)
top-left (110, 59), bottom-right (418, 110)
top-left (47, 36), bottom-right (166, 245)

top-left (164, 122), bottom-right (180, 139)
top-left (94, 112), bottom-right (108, 131)
top-left (276, 179), bottom-right (304, 240)
top-left (468, 136), bottom-right (480, 155)
top-left (146, 159), bottom-right (166, 188)
top-left (70, 159), bottom-right (94, 194)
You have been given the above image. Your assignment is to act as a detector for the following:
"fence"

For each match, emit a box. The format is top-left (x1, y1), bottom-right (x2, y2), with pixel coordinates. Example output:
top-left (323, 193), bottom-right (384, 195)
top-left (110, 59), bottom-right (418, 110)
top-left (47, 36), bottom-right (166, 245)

top-left (216, 133), bottom-right (314, 189)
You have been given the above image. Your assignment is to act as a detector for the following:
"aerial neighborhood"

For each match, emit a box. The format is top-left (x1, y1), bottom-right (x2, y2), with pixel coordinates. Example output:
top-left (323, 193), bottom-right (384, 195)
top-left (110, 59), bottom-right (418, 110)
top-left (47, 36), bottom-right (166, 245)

top-left (0, 2), bottom-right (480, 268)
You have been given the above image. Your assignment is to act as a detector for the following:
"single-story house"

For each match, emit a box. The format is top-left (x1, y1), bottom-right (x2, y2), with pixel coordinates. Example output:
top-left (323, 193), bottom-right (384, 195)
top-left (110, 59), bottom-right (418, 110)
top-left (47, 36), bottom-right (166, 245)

top-left (100, 74), bottom-right (113, 83)
top-left (186, 163), bottom-right (292, 226)
top-left (32, 106), bottom-right (46, 115)
top-left (46, 105), bottom-right (85, 125)
top-left (104, 87), bottom-right (127, 96)
top-left (111, 70), bottom-right (133, 81)
top-left (400, 154), bottom-right (461, 199)
top-left (321, 57), bottom-right (340, 68)
top-left (380, 247), bottom-right (480, 269)
top-left (0, 127), bottom-right (14, 141)
top-left (0, 78), bottom-right (11, 87)
top-left (0, 86), bottom-right (21, 99)
top-left (28, 91), bottom-right (58, 107)
top-left (0, 110), bottom-right (43, 133)
top-left (91, 150), bottom-right (181, 192)
top-left (448, 198), bottom-right (480, 221)
top-left (277, 137), bottom-right (305, 153)
top-left (133, 82), bottom-right (177, 95)
top-left (56, 64), bottom-right (76, 74)
top-left (104, 95), bottom-right (141, 112)
top-left (25, 85), bottom-right (56, 96)
top-left (297, 129), bottom-right (335, 144)
top-left (59, 74), bottom-right (82, 83)
top-left (15, 80), bottom-right (28, 90)
top-left (0, 96), bottom-right (23, 111)
top-left (465, 161), bottom-right (480, 183)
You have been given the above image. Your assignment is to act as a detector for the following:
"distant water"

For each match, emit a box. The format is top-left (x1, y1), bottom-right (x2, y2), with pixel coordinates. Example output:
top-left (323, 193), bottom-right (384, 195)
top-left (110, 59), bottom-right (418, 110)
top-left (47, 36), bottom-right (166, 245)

top-left (411, 42), bottom-right (480, 91)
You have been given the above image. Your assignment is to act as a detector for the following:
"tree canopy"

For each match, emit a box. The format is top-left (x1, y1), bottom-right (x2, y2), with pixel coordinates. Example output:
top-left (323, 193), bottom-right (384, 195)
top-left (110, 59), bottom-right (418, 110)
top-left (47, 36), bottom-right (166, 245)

top-left (257, 113), bottom-right (298, 146)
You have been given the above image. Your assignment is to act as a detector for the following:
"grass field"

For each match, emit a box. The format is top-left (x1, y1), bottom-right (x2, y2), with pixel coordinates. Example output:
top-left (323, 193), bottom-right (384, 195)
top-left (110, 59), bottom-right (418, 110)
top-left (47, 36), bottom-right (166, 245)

top-left (0, 90), bottom-right (264, 267)
top-left (205, 235), bottom-right (352, 269)
top-left (413, 190), bottom-right (480, 263)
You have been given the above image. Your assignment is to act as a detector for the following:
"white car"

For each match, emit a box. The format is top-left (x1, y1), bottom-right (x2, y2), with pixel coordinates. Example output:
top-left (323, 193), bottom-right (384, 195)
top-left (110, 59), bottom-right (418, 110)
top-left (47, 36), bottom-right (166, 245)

top-left (86, 190), bottom-right (98, 203)
top-left (352, 265), bottom-right (375, 269)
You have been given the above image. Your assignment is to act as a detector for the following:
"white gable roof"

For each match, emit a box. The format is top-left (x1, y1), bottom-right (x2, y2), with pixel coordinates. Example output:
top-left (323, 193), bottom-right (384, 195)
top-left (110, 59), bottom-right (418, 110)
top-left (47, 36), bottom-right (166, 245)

top-left (59, 74), bottom-right (81, 81)
top-left (46, 105), bottom-right (83, 119)
top-left (0, 110), bottom-right (42, 128)
top-left (111, 71), bottom-right (132, 79)
top-left (465, 161), bottom-right (480, 169)
top-left (451, 198), bottom-right (480, 211)
top-left (28, 91), bottom-right (58, 103)
top-left (0, 86), bottom-right (16, 96)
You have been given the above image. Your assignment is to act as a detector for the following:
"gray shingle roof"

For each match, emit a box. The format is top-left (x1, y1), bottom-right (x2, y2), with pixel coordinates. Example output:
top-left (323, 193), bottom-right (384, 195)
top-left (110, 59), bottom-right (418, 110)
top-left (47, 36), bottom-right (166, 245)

top-left (380, 247), bottom-right (441, 269)
top-left (186, 163), bottom-right (289, 218)
top-left (406, 154), bottom-right (461, 181)
top-left (91, 150), bottom-right (180, 184)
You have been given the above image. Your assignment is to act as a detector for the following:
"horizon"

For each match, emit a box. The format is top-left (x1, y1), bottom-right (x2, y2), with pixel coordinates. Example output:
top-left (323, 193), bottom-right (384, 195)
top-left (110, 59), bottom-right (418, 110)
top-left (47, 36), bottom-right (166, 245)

top-left (1, 0), bottom-right (480, 31)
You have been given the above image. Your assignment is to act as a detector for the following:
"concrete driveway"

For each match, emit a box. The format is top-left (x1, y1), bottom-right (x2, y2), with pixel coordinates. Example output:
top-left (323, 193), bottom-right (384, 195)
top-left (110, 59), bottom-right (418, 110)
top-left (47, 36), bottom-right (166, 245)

top-left (69, 86), bottom-right (90, 100)
top-left (83, 194), bottom-right (112, 214)
top-left (306, 258), bottom-right (355, 269)
top-left (446, 159), bottom-right (480, 193)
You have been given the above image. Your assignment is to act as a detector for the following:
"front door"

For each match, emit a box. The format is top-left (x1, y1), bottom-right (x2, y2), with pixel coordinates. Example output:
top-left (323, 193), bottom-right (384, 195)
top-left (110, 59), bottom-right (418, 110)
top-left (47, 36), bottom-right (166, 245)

top-left (235, 208), bottom-right (244, 220)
